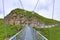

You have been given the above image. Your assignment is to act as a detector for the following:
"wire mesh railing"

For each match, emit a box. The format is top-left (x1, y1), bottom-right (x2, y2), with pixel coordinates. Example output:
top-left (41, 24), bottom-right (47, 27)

top-left (9, 27), bottom-right (26, 40)
top-left (31, 27), bottom-right (48, 40)
top-left (9, 25), bottom-right (48, 40)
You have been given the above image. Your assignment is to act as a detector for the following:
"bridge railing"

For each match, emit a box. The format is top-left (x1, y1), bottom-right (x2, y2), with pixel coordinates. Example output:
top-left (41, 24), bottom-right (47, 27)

top-left (9, 28), bottom-right (26, 40)
top-left (9, 26), bottom-right (48, 40)
top-left (36, 31), bottom-right (48, 40)
top-left (31, 27), bottom-right (48, 40)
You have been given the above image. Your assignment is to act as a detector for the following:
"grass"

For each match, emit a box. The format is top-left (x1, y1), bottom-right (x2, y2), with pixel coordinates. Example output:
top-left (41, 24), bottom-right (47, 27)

top-left (0, 19), bottom-right (24, 40)
top-left (7, 8), bottom-right (60, 25)
top-left (34, 24), bottom-right (60, 40)
top-left (0, 8), bottom-right (60, 40)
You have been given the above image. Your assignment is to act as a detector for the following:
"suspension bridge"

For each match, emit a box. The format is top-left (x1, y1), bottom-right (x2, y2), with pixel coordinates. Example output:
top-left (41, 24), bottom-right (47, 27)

top-left (9, 25), bottom-right (48, 40)
top-left (2, 0), bottom-right (56, 40)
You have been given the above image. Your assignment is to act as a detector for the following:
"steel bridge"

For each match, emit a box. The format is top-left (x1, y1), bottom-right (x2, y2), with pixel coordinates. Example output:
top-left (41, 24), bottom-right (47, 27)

top-left (9, 25), bottom-right (48, 40)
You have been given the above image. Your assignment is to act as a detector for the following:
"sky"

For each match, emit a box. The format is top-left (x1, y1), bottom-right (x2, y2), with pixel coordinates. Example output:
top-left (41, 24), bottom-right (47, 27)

top-left (0, 0), bottom-right (60, 21)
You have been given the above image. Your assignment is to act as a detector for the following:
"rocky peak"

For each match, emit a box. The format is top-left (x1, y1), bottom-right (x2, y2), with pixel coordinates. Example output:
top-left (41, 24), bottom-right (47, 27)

top-left (4, 8), bottom-right (45, 27)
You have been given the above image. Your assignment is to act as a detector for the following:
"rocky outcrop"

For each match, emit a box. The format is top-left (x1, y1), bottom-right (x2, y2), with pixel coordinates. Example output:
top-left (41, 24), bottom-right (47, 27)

top-left (4, 9), bottom-right (45, 27)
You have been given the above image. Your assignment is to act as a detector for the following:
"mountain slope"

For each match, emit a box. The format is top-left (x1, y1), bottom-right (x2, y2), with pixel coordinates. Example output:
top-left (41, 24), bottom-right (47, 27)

top-left (0, 8), bottom-right (60, 40)
top-left (6, 8), bottom-right (59, 25)
top-left (0, 19), bottom-right (24, 40)
top-left (34, 24), bottom-right (60, 40)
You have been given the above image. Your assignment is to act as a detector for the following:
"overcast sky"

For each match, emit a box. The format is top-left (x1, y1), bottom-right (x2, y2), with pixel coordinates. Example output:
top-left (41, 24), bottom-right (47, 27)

top-left (0, 0), bottom-right (60, 21)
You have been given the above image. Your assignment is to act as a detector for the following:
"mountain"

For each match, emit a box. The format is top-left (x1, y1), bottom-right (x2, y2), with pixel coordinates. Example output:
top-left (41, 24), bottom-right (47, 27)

top-left (0, 8), bottom-right (60, 40)
top-left (4, 8), bottom-right (59, 27)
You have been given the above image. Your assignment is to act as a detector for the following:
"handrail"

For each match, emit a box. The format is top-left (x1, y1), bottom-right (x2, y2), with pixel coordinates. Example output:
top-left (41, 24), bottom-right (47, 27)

top-left (9, 26), bottom-right (48, 40)
top-left (32, 28), bottom-right (48, 40)
top-left (9, 28), bottom-right (24, 40)
top-left (37, 31), bottom-right (48, 40)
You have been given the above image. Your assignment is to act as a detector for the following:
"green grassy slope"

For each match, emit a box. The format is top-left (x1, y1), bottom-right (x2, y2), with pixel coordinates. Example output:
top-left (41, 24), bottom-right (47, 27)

top-left (34, 24), bottom-right (60, 40)
top-left (0, 8), bottom-right (60, 40)
top-left (0, 19), bottom-right (24, 40)
top-left (8, 8), bottom-right (59, 25)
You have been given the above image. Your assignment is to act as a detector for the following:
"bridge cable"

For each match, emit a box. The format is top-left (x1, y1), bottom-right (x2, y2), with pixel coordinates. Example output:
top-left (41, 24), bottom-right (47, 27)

top-left (18, 0), bottom-right (39, 13)
top-left (52, 0), bottom-right (55, 19)
top-left (2, 0), bottom-right (7, 38)
top-left (32, 0), bottom-right (39, 14)
top-left (33, 0), bottom-right (39, 11)
top-left (19, 0), bottom-right (24, 9)
top-left (49, 0), bottom-right (55, 40)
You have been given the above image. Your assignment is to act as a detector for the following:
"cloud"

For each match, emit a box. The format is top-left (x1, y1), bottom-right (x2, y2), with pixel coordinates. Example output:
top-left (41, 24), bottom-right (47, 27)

top-left (36, 0), bottom-right (60, 21)
top-left (36, 0), bottom-right (53, 11)
top-left (0, 0), bottom-right (60, 21)
top-left (53, 0), bottom-right (60, 20)
top-left (34, 0), bottom-right (53, 19)
top-left (2, 0), bottom-right (20, 16)
top-left (0, 10), bottom-right (2, 14)
top-left (20, 0), bottom-right (38, 11)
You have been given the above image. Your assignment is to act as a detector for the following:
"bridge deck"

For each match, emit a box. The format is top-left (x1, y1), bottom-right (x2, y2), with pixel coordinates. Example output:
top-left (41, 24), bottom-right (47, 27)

top-left (9, 25), bottom-right (48, 40)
